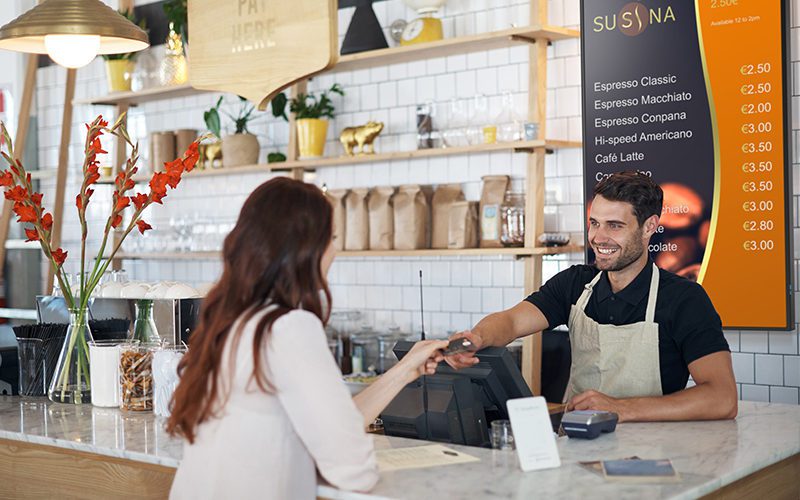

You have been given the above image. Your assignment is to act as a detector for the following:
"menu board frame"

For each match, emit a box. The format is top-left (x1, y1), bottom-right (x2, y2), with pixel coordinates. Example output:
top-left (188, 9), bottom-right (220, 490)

top-left (579, 0), bottom-right (793, 330)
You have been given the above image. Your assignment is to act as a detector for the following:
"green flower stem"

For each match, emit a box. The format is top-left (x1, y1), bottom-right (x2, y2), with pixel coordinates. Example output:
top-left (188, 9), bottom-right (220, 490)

top-left (57, 307), bottom-right (91, 403)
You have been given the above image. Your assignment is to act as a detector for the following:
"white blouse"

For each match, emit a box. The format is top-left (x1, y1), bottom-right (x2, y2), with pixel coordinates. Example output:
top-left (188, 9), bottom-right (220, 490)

top-left (170, 308), bottom-right (378, 499)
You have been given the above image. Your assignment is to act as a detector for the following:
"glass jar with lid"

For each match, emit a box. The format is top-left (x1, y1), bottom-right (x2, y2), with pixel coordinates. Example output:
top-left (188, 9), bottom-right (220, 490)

top-left (350, 326), bottom-right (379, 374)
top-left (376, 328), bottom-right (411, 374)
top-left (500, 191), bottom-right (525, 247)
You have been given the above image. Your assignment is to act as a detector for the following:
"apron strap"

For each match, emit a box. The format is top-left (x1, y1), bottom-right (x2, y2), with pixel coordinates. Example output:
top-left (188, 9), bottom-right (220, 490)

top-left (644, 263), bottom-right (660, 323)
top-left (576, 271), bottom-right (604, 311)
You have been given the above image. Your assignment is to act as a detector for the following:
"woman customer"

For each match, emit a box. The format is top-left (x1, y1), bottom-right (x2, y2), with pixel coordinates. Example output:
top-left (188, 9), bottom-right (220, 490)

top-left (167, 177), bottom-right (446, 499)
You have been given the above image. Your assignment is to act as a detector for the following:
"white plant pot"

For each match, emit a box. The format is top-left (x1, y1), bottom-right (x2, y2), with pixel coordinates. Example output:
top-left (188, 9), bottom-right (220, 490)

top-left (222, 133), bottom-right (260, 168)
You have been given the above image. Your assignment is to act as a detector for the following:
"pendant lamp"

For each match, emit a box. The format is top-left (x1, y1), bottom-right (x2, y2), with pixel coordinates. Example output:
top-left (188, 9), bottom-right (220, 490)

top-left (0, 0), bottom-right (149, 68)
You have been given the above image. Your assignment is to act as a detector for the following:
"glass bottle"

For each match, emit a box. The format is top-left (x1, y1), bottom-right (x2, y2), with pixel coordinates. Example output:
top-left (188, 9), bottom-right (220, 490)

top-left (496, 92), bottom-right (525, 143)
top-left (48, 307), bottom-right (94, 404)
top-left (500, 191), bottom-right (525, 247)
top-left (132, 299), bottom-right (161, 343)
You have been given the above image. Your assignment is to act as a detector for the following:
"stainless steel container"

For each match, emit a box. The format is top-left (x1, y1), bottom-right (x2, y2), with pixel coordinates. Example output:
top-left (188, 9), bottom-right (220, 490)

top-left (36, 296), bottom-right (202, 345)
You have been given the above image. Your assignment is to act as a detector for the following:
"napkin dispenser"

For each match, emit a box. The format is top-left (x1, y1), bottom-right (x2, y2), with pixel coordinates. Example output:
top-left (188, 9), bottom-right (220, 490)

top-left (36, 296), bottom-right (203, 345)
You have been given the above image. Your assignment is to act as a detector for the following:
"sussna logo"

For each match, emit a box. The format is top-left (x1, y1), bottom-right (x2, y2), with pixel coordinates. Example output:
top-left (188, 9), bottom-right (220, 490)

top-left (593, 2), bottom-right (676, 36)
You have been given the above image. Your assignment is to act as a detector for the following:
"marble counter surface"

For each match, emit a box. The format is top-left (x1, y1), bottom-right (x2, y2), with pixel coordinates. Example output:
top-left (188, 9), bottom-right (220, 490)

top-left (1, 396), bottom-right (799, 499)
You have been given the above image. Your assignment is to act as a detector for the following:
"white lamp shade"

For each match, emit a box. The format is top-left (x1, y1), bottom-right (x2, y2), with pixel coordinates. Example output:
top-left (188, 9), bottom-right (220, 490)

top-left (44, 34), bottom-right (100, 68)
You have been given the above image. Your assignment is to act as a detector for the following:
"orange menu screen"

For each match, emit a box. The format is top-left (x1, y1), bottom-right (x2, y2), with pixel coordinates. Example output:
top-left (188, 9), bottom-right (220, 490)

top-left (581, 1), bottom-right (792, 329)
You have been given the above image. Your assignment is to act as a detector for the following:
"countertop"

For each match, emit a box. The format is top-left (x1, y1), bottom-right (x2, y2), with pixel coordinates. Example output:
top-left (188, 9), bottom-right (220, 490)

top-left (1, 396), bottom-right (799, 499)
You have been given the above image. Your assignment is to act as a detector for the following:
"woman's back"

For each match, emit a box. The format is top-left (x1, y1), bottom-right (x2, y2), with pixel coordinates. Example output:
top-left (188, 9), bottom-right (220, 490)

top-left (170, 308), bottom-right (378, 500)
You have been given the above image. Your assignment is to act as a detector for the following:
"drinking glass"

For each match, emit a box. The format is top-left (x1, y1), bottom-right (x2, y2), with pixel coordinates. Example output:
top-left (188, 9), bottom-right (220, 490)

top-left (491, 419), bottom-right (515, 450)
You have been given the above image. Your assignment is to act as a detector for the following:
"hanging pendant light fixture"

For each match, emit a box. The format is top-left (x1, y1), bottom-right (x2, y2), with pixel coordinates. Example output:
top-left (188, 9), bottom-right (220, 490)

top-left (0, 0), bottom-right (149, 69)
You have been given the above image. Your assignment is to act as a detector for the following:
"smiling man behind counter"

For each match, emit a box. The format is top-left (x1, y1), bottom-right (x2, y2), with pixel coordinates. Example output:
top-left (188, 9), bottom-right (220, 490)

top-left (447, 171), bottom-right (737, 422)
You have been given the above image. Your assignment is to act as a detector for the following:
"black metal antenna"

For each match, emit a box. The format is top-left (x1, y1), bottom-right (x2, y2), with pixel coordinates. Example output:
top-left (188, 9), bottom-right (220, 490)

top-left (419, 269), bottom-right (430, 440)
top-left (419, 270), bottom-right (425, 341)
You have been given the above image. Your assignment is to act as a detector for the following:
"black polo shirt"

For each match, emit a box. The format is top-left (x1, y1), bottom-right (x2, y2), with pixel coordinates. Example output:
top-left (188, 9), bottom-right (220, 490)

top-left (525, 261), bottom-right (729, 395)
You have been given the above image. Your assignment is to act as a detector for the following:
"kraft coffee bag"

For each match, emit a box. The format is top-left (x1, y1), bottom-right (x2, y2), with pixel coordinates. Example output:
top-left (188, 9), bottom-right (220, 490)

top-left (480, 175), bottom-right (510, 248)
top-left (368, 186), bottom-right (395, 250)
top-left (448, 201), bottom-right (479, 249)
top-left (393, 184), bottom-right (429, 250)
top-left (345, 188), bottom-right (370, 251)
top-left (326, 189), bottom-right (348, 251)
top-left (431, 184), bottom-right (464, 249)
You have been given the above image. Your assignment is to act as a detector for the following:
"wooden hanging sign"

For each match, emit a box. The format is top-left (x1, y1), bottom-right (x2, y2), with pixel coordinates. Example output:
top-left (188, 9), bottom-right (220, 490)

top-left (188, 0), bottom-right (338, 110)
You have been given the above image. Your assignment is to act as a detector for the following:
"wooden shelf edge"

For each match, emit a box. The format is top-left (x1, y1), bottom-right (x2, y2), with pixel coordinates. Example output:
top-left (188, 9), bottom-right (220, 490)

top-left (334, 25), bottom-right (580, 73)
top-left (110, 245), bottom-right (583, 261)
top-left (94, 139), bottom-right (583, 185)
top-left (73, 84), bottom-right (206, 106)
top-left (73, 26), bottom-right (581, 107)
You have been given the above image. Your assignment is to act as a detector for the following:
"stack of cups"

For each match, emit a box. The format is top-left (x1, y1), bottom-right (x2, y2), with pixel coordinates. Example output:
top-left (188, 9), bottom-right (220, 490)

top-left (88, 339), bottom-right (130, 407)
top-left (152, 346), bottom-right (187, 418)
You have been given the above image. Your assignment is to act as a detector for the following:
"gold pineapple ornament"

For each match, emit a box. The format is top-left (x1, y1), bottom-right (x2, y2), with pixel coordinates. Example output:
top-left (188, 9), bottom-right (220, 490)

top-left (160, 22), bottom-right (188, 86)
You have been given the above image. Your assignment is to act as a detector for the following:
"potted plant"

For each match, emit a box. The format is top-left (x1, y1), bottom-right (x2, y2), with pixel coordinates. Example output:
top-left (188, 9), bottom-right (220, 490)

top-left (205, 96), bottom-right (259, 168)
top-left (273, 83), bottom-right (344, 159)
top-left (0, 115), bottom-right (203, 404)
top-left (102, 10), bottom-right (147, 92)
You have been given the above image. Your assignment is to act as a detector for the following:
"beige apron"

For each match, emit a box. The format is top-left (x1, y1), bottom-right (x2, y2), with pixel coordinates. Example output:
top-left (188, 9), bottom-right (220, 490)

top-left (564, 263), bottom-right (663, 401)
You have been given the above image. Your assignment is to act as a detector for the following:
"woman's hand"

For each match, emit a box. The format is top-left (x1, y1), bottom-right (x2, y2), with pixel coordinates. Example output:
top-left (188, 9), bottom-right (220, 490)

top-left (397, 340), bottom-right (448, 382)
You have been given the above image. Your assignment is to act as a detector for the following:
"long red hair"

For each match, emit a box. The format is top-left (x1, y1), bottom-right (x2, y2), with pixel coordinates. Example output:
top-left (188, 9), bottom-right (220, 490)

top-left (167, 177), bottom-right (333, 443)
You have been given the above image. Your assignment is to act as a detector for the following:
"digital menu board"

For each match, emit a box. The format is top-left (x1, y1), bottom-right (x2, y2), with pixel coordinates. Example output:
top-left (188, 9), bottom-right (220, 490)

top-left (581, 0), bottom-right (792, 329)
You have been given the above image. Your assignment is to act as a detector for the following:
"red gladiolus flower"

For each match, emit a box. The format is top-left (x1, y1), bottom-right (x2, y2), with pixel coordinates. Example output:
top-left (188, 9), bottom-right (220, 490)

top-left (131, 193), bottom-right (148, 211)
top-left (30, 192), bottom-right (43, 206)
top-left (76, 194), bottom-right (83, 210)
top-left (13, 203), bottom-right (37, 223)
top-left (41, 213), bottom-right (53, 231)
top-left (0, 171), bottom-right (13, 186)
top-left (91, 137), bottom-right (107, 155)
top-left (111, 214), bottom-right (123, 228)
top-left (136, 219), bottom-right (152, 234)
top-left (151, 190), bottom-right (167, 204)
top-left (24, 228), bottom-right (39, 242)
top-left (51, 248), bottom-right (67, 266)
top-left (115, 196), bottom-right (130, 211)
top-left (5, 185), bottom-right (27, 202)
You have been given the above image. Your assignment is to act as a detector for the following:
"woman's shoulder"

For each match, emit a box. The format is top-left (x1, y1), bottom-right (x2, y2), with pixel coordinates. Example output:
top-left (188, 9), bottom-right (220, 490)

top-left (273, 309), bottom-right (324, 329)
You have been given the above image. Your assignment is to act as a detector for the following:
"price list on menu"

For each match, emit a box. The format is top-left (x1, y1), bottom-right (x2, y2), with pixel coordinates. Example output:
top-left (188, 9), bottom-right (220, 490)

top-left (581, 0), bottom-right (792, 329)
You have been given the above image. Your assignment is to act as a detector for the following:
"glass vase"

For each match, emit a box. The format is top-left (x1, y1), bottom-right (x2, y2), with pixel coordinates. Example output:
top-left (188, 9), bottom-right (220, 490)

top-left (48, 307), bottom-right (94, 404)
top-left (132, 299), bottom-right (161, 343)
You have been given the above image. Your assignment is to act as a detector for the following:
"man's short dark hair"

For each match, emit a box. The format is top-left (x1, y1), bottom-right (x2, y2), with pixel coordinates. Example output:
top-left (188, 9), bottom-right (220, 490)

top-left (593, 171), bottom-right (663, 226)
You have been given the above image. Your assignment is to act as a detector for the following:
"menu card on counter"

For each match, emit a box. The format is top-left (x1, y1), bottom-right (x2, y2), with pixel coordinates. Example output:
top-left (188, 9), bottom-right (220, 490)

top-left (581, 0), bottom-right (792, 329)
top-left (376, 444), bottom-right (479, 472)
top-left (507, 397), bottom-right (561, 472)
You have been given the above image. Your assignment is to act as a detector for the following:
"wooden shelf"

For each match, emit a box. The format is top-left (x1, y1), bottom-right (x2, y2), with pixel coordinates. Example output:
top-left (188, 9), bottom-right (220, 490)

top-left (112, 245), bottom-right (583, 261)
top-left (72, 84), bottom-right (207, 107)
top-left (96, 139), bottom-right (581, 184)
top-left (332, 25), bottom-right (579, 74)
top-left (73, 25), bottom-right (579, 108)
top-left (29, 169), bottom-right (57, 180)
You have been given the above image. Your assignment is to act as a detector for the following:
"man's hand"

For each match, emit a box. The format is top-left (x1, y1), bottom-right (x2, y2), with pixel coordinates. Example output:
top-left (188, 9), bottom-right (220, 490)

top-left (443, 331), bottom-right (483, 369)
top-left (567, 390), bottom-right (633, 422)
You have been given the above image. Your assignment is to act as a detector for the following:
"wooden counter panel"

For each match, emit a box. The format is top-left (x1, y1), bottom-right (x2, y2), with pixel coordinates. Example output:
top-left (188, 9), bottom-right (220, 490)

top-left (702, 453), bottom-right (800, 500)
top-left (0, 438), bottom-right (174, 499)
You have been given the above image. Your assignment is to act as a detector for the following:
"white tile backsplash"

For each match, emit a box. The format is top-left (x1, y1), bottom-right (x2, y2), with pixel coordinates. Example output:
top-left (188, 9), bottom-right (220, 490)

top-left (24, 0), bottom-right (800, 402)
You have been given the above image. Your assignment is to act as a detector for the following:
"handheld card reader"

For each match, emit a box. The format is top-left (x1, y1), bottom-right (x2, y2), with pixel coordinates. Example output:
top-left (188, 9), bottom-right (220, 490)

top-left (561, 410), bottom-right (618, 439)
top-left (443, 337), bottom-right (479, 356)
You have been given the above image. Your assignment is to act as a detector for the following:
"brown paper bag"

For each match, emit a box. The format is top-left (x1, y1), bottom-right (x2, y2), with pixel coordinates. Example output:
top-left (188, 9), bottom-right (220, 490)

top-left (368, 187), bottom-right (395, 250)
top-left (480, 175), bottom-right (510, 248)
top-left (326, 189), bottom-right (348, 251)
top-left (448, 201), bottom-right (479, 249)
top-left (431, 184), bottom-right (465, 249)
top-left (345, 188), bottom-right (370, 251)
top-left (150, 132), bottom-right (176, 173)
top-left (393, 184), bottom-right (429, 250)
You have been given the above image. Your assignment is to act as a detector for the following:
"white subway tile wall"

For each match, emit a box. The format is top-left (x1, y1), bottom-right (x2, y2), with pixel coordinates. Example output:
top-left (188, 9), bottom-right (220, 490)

top-left (25, 0), bottom-right (799, 402)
